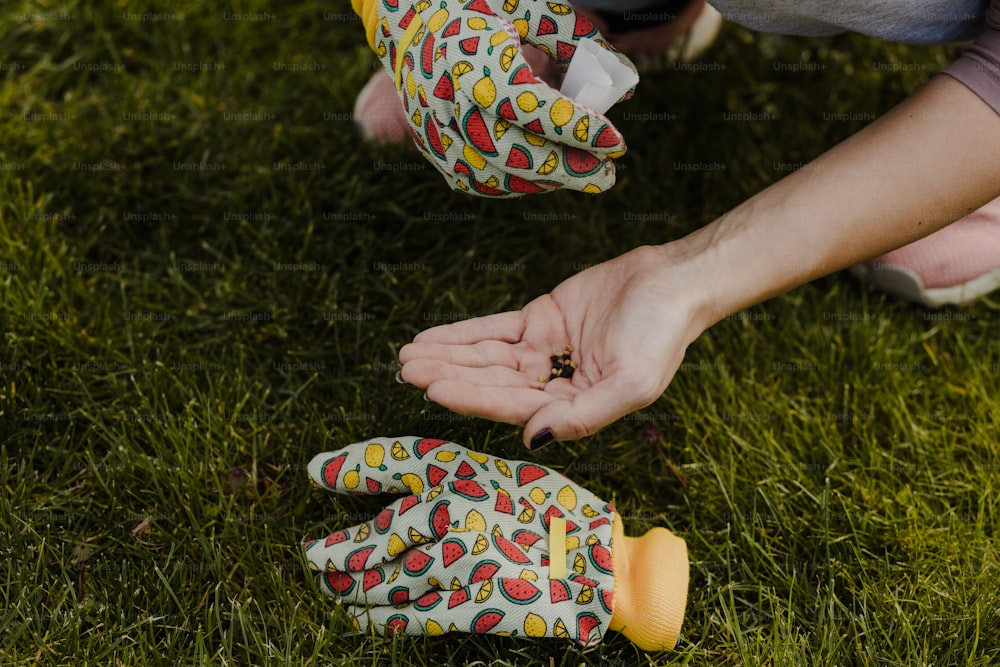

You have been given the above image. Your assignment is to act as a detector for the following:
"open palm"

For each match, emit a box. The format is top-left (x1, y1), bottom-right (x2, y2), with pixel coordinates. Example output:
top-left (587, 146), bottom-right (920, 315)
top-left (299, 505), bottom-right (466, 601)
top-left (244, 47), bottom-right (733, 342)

top-left (398, 246), bottom-right (705, 447)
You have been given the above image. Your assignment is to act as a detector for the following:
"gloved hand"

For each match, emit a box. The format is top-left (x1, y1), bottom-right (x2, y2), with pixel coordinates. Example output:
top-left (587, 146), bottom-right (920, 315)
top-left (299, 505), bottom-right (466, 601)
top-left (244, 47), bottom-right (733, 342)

top-left (350, 0), bottom-right (638, 197)
top-left (303, 436), bottom-right (688, 650)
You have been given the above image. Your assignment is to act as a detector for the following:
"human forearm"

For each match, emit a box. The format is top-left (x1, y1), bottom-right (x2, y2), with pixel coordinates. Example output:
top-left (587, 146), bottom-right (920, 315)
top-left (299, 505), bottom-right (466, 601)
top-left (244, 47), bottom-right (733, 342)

top-left (664, 74), bottom-right (1000, 329)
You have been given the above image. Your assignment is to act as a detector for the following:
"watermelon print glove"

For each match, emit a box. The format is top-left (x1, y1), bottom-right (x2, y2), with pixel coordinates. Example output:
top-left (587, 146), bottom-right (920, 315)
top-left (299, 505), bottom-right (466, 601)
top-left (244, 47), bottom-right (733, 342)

top-left (303, 436), bottom-right (689, 650)
top-left (366, 0), bottom-right (637, 197)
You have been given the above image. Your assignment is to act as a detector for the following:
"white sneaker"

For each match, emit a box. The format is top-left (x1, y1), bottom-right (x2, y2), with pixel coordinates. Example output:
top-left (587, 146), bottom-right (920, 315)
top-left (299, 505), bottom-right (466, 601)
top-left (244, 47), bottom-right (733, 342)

top-left (850, 197), bottom-right (1000, 308)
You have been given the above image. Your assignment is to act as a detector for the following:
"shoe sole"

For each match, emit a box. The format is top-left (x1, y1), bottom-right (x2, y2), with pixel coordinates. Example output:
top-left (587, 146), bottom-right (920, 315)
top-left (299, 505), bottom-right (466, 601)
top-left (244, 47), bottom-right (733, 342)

top-left (679, 4), bottom-right (723, 62)
top-left (849, 262), bottom-right (1000, 309)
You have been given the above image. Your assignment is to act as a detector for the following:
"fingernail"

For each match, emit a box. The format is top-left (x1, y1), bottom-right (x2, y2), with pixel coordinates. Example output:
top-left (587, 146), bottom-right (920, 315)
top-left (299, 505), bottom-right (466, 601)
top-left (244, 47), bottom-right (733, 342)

top-left (529, 428), bottom-right (556, 450)
top-left (395, 371), bottom-right (408, 385)
top-left (423, 392), bottom-right (432, 403)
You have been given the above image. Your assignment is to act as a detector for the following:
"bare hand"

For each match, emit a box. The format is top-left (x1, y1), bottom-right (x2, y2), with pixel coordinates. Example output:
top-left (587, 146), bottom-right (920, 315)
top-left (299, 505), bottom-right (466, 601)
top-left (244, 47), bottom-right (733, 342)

top-left (398, 246), bottom-right (706, 448)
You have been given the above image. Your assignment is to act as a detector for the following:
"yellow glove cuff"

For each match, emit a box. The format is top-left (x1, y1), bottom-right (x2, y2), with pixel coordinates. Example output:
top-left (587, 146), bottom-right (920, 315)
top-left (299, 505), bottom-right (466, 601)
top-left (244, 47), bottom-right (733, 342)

top-left (608, 514), bottom-right (690, 651)
top-left (352, 0), bottom-right (380, 51)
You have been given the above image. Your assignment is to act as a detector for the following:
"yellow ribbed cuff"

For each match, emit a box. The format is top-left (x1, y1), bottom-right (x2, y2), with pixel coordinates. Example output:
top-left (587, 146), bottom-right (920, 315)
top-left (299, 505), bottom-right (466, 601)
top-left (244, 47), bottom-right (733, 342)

top-left (352, 0), bottom-right (380, 51)
top-left (608, 515), bottom-right (690, 651)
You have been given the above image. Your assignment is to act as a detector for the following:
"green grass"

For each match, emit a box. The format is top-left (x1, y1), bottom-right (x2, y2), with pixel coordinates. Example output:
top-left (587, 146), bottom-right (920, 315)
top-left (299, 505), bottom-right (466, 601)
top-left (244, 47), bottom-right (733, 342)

top-left (2, 1), bottom-right (999, 665)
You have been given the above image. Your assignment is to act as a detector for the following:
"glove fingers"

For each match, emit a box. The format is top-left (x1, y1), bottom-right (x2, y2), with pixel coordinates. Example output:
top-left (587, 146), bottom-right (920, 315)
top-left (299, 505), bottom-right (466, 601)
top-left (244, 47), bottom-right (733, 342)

top-left (460, 52), bottom-right (627, 155)
top-left (346, 577), bottom-right (610, 644)
top-left (310, 436), bottom-right (556, 500)
top-left (448, 107), bottom-right (619, 195)
top-left (308, 436), bottom-right (616, 542)
top-left (414, 16), bottom-right (627, 195)
top-left (497, 0), bottom-right (602, 66)
top-left (497, 0), bottom-right (638, 106)
top-left (314, 530), bottom-right (549, 605)
top-left (343, 590), bottom-right (487, 637)
top-left (445, 34), bottom-right (628, 182)
top-left (304, 494), bottom-right (451, 573)
top-left (308, 437), bottom-right (469, 495)
top-left (345, 584), bottom-right (533, 638)
top-left (443, 135), bottom-right (562, 198)
top-left (417, 109), bottom-right (567, 197)
top-left (322, 434), bottom-right (605, 534)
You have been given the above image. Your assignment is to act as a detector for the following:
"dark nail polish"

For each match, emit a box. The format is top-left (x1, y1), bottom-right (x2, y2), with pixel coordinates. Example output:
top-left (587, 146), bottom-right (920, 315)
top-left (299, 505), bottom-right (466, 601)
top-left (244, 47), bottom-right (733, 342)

top-left (529, 428), bottom-right (556, 450)
top-left (395, 371), bottom-right (408, 384)
top-left (423, 392), bottom-right (432, 402)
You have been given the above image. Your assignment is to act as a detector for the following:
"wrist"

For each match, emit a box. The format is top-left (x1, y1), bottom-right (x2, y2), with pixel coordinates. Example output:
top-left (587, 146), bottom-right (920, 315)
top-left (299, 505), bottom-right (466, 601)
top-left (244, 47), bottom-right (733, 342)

top-left (650, 240), bottom-right (723, 337)
top-left (608, 514), bottom-right (689, 651)
top-left (654, 205), bottom-right (794, 330)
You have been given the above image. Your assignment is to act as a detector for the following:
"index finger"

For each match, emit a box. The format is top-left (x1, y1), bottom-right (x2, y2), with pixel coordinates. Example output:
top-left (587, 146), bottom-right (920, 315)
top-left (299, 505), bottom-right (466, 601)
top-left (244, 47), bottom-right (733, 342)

top-left (423, 380), bottom-right (555, 426)
top-left (406, 311), bottom-right (526, 348)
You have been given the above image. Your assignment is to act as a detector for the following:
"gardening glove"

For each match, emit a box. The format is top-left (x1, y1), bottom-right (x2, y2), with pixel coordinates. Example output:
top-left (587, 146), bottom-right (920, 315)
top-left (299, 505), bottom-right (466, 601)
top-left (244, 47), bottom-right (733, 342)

top-left (303, 436), bottom-right (689, 650)
top-left (350, 0), bottom-right (638, 197)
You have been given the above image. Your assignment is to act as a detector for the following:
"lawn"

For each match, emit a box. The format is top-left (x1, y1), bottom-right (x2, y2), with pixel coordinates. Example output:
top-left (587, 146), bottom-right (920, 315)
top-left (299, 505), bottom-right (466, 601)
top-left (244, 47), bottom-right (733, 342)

top-left (1, 1), bottom-right (998, 665)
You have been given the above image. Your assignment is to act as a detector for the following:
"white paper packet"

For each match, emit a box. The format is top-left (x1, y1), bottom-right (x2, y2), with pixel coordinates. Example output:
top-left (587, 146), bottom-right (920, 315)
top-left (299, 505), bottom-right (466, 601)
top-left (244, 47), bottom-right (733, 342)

top-left (559, 38), bottom-right (639, 114)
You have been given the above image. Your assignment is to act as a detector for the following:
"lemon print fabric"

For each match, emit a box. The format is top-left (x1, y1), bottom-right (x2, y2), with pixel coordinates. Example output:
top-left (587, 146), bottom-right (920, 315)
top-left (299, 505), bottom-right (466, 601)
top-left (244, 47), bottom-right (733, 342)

top-left (304, 436), bottom-right (619, 646)
top-left (367, 0), bottom-right (638, 197)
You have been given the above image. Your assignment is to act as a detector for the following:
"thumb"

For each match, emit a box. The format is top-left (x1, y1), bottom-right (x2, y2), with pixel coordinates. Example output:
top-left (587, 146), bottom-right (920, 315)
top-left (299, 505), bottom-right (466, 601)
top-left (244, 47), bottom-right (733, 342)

top-left (522, 373), bottom-right (662, 448)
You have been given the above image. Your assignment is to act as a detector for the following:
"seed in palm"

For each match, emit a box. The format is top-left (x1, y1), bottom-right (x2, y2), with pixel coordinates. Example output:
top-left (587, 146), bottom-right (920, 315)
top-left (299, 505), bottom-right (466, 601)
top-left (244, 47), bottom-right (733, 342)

top-left (540, 345), bottom-right (576, 382)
